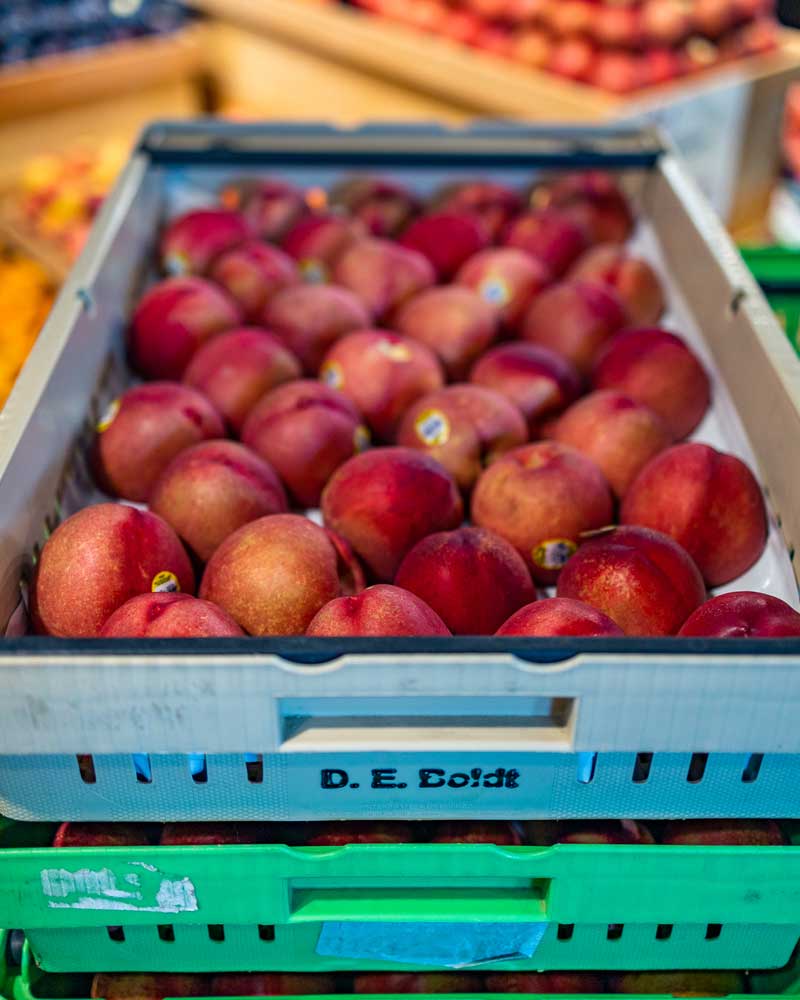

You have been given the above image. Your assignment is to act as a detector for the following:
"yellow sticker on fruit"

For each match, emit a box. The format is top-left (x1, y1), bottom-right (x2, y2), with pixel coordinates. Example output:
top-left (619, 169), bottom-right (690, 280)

top-left (96, 398), bottom-right (120, 433)
top-left (478, 275), bottom-right (511, 308)
top-left (532, 538), bottom-right (577, 571)
top-left (299, 258), bottom-right (328, 284)
top-left (151, 571), bottom-right (180, 594)
top-left (164, 251), bottom-right (190, 277)
top-left (415, 408), bottom-right (450, 447)
top-left (353, 424), bottom-right (371, 452)
top-left (320, 361), bottom-right (344, 390)
top-left (376, 339), bottom-right (411, 363)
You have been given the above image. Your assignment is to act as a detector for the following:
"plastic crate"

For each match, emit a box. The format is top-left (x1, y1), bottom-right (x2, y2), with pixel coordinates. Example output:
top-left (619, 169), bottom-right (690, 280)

top-left (2, 819), bottom-right (799, 974)
top-left (740, 246), bottom-right (800, 354)
top-left (1, 123), bottom-right (800, 825)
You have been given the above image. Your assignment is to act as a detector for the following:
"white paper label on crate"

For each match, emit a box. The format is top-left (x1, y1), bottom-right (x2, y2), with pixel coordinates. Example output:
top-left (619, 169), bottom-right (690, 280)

top-left (315, 921), bottom-right (548, 968)
top-left (40, 866), bottom-right (198, 913)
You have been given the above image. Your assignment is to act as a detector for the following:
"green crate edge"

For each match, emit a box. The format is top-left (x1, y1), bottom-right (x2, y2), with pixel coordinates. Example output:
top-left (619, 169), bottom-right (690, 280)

top-left (740, 245), bottom-right (800, 353)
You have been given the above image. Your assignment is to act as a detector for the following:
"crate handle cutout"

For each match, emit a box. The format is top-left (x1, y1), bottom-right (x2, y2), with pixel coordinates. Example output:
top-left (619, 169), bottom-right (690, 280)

top-left (290, 884), bottom-right (549, 923)
top-left (279, 696), bottom-right (577, 753)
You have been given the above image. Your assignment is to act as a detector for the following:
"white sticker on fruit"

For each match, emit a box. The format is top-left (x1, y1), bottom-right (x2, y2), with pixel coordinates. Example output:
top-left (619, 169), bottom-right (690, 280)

top-left (415, 409), bottom-right (450, 447)
top-left (532, 538), bottom-right (577, 571)
top-left (478, 275), bottom-right (511, 308)
top-left (96, 399), bottom-right (120, 433)
top-left (151, 571), bottom-right (180, 593)
top-left (376, 339), bottom-right (411, 362)
top-left (300, 258), bottom-right (328, 284)
top-left (320, 361), bottom-right (344, 390)
top-left (41, 866), bottom-right (198, 913)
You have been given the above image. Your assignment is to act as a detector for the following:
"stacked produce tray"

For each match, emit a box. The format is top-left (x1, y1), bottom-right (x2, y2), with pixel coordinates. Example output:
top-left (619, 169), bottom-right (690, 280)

top-left (1, 122), bottom-right (800, 988)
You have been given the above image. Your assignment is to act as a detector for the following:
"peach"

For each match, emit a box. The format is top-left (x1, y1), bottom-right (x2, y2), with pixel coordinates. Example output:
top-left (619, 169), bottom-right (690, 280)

top-left (326, 527), bottom-right (367, 596)
top-left (396, 526), bottom-right (535, 635)
top-left (548, 37), bottom-right (598, 82)
top-left (160, 208), bottom-right (252, 276)
top-left (472, 442), bottom-right (614, 583)
top-left (594, 5), bottom-right (643, 47)
top-left (208, 240), bottom-right (298, 320)
top-left (129, 276), bottom-right (242, 380)
top-left (430, 821), bottom-right (523, 844)
top-left (101, 593), bottom-right (244, 638)
top-left (502, 208), bottom-right (589, 277)
top-left (609, 972), bottom-right (745, 996)
top-left (556, 820), bottom-right (655, 845)
top-left (242, 380), bottom-right (366, 508)
top-left (330, 176), bottom-right (419, 236)
top-left (161, 823), bottom-right (267, 845)
top-left (149, 440), bottom-right (288, 560)
top-left (660, 819), bottom-right (786, 845)
top-left (332, 237), bottom-right (435, 321)
top-left (397, 385), bottom-right (527, 492)
top-left (220, 178), bottom-right (308, 242)
top-left (306, 821), bottom-right (414, 846)
top-left (642, 0), bottom-right (692, 46)
top-left (321, 447), bottom-right (463, 581)
top-left (432, 180), bottom-right (523, 239)
top-left (31, 503), bottom-right (194, 638)
top-left (394, 286), bottom-right (498, 380)
top-left (497, 597), bottom-right (624, 636)
top-left (569, 244), bottom-right (665, 326)
top-left (320, 329), bottom-right (444, 441)
top-left (456, 247), bottom-right (550, 331)
top-left (592, 328), bottom-right (711, 439)
top-left (470, 342), bottom-right (581, 435)
top-left (262, 283), bottom-right (370, 374)
top-left (93, 382), bottom-right (225, 503)
top-left (281, 212), bottom-right (366, 282)
top-left (182, 327), bottom-right (302, 433)
top-left (679, 591), bottom-right (800, 638)
top-left (557, 525), bottom-right (706, 636)
top-left (621, 443), bottom-right (767, 586)
top-left (535, 171), bottom-right (634, 245)
top-left (521, 280), bottom-right (627, 377)
top-left (485, 973), bottom-right (606, 994)
top-left (306, 584), bottom-right (451, 636)
top-left (91, 975), bottom-right (209, 1000)
top-left (399, 211), bottom-right (489, 280)
top-left (200, 514), bottom-right (344, 635)
top-left (642, 47), bottom-right (684, 86)
top-left (211, 975), bottom-right (336, 997)
top-left (353, 974), bottom-right (481, 995)
top-left (54, 823), bottom-right (155, 847)
top-left (550, 390), bottom-right (672, 497)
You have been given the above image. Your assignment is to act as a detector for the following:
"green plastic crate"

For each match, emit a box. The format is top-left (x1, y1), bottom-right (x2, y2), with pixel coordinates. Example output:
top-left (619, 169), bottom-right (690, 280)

top-left (740, 246), bottom-right (800, 354)
top-left (2, 821), bottom-right (800, 975)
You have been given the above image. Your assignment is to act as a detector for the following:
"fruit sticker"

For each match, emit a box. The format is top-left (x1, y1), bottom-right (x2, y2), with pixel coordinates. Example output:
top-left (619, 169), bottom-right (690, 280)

top-left (376, 339), bottom-right (411, 363)
top-left (96, 398), bottom-right (120, 433)
top-left (353, 425), bottom-right (371, 452)
top-left (478, 275), bottom-right (511, 308)
top-left (299, 258), bottom-right (328, 284)
top-left (151, 571), bottom-right (180, 594)
top-left (163, 251), bottom-right (190, 277)
top-left (415, 409), bottom-right (451, 447)
top-left (532, 538), bottom-right (577, 571)
top-left (320, 361), bottom-right (344, 390)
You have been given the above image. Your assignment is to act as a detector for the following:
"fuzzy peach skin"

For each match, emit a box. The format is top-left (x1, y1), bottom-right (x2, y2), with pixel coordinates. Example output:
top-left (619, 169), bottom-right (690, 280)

top-left (550, 390), bottom-right (672, 497)
top-left (32, 503), bottom-right (194, 638)
top-left (399, 211), bottom-right (489, 279)
top-left (320, 329), bottom-right (444, 442)
top-left (91, 975), bottom-right (210, 1000)
top-left (431, 179), bottom-right (523, 239)
top-left (199, 514), bottom-right (343, 635)
top-left (660, 819), bottom-right (786, 845)
top-left (306, 821), bottom-right (415, 845)
top-left (330, 176), bottom-right (419, 237)
top-left (281, 212), bottom-right (367, 283)
top-left (306, 584), bottom-right (451, 637)
top-left (182, 327), bottom-right (301, 434)
top-left (326, 527), bottom-right (366, 596)
top-left (261, 283), bottom-right (370, 374)
top-left (160, 208), bottom-right (252, 276)
top-left (456, 247), bottom-right (551, 331)
top-left (485, 973), bottom-right (607, 994)
top-left (621, 443), bottom-right (768, 586)
top-left (149, 440), bottom-right (287, 561)
top-left (534, 170), bottom-right (634, 245)
top-left (501, 208), bottom-right (589, 278)
top-left (101, 593), bottom-right (244, 638)
top-left (592, 327), bottom-right (711, 439)
top-left (556, 525), bottom-right (706, 636)
top-left (609, 972), bottom-right (745, 996)
top-left (129, 276), bottom-right (242, 380)
top-left (396, 526), bottom-right (534, 636)
top-left (321, 447), bottom-right (463, 581)
top-left (470, 342), bottom-right (581, 436)
top-left (93, 382), bottom-right (225, 503)
top-left (678, 591), bottom-right (800, 638)
top-left (211, 975), bottom-right (336, 997)
top-left (394, 286), bottom-right (499, 381)
top-left (520, 280), bottom-right (627, 377)
top-left (208, 240), bottom-right (298, 320)
top-left (242, 380), bottom-right (366, 508)
top-left (569, 244), bottom-right (665, 327)
top-left (220, 178), bottom-right (308, 242)
top-left (496, 597), bottom-right (624, 637)
top-left (332, 237), bottom-right (436, 321)
top-left (397, 384), bottom-right (527, 492)
top-left (472, 441), bottom-right (613, 584)
top-left (429, 820), bottom-right (523, 845)
top-left (353, 973), bottom-right (482, 995)
top-left (54, 823), bottom-right (155, 847)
